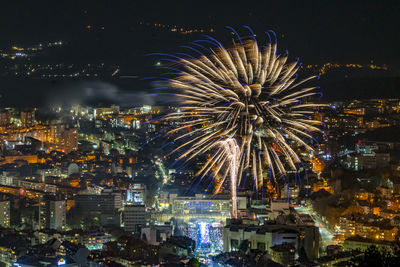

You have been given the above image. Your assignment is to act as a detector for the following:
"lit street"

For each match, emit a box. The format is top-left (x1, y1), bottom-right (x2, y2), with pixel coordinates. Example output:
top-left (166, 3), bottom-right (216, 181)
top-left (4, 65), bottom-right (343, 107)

top-left (295, 205), bottom-right (338, 252)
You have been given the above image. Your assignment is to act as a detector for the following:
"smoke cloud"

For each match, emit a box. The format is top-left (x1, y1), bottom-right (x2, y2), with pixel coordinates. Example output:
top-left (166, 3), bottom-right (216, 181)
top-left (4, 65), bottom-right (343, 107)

top-left (47, 80), bottom-right (155, 107)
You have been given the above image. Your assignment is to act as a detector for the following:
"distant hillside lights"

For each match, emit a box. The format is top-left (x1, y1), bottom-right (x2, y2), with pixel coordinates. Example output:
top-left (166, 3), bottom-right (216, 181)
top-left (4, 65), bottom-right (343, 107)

top-left (301, 62), bottom-right (388, 76)
top-left (139, 21), bottom-right (214, 34)
top-left (0, 41), bottom-right (62, 59)
top-left (94, 105), bottom-right (160, 119)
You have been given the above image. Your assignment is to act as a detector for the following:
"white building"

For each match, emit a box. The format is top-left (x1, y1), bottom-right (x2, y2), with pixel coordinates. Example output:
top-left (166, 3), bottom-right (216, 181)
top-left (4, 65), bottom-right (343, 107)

top-left (223, 223), bottom-right (320, 260)
top-left (141, 225), bottom-right (173, 245)
top-left (223, 224), bottom-right (298, 252)
top-left (0, 172), bottom-right (14, 186)
top-left (170, 194), bottom-right (246, 217)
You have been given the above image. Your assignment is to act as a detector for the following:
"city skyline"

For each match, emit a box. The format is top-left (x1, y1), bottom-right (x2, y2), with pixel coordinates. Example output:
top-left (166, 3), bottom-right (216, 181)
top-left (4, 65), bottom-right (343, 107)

top-left (0, 1), bottom-right (400, 266)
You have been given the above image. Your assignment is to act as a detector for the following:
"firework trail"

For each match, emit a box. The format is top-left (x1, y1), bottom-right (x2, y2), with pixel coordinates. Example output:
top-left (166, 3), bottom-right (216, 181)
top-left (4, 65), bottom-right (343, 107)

top-left (210, 138), bottom-right (240, 218)
top-left (160, 27), bottom-right (327, 197)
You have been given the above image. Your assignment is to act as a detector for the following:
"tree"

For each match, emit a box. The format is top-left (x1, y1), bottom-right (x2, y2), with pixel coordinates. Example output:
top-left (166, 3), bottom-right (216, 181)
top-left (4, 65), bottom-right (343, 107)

top-left (351, 246), bottom-right (400, 267)
top-left (189, 253), bottom-right (200, 267)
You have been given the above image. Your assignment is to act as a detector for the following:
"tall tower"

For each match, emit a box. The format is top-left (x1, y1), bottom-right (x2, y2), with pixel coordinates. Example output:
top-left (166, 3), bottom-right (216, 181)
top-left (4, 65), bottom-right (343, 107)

top-left (39, 196), bottom-right (66, 231)
top-left (49, 200), bottom-right (66, 230)
top-left (61, 128), bottom-right (78, 153)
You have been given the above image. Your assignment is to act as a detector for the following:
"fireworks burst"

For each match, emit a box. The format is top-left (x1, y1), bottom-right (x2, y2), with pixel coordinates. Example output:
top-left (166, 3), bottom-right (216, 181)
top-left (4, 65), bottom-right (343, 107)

top-left (161, 27), bottom-right (327, 196)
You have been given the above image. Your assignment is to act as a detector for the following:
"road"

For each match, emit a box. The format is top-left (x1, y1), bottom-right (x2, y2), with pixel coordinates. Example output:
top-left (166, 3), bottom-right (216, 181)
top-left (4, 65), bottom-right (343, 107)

top-left (295, 205), bottom-right (338, 251)
top-left (155, 158), bottom-right (170, 184)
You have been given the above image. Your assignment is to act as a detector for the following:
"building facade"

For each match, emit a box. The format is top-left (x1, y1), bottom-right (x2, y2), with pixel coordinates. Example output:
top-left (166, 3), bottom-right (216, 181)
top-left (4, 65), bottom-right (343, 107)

top-left (124, 204), bottom-right (146, 233)
top-left (39, 197), bottom-right (66, 231)
top-left (0, 200), bottom-right (10, 228)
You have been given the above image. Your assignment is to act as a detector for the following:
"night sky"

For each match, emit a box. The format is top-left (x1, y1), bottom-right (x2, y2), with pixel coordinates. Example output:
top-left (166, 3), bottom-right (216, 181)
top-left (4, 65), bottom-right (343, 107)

top-left (0, 0), bottom-right (399, 106)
